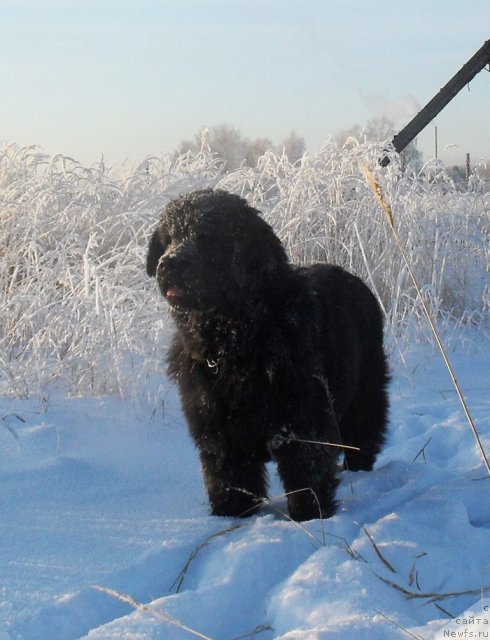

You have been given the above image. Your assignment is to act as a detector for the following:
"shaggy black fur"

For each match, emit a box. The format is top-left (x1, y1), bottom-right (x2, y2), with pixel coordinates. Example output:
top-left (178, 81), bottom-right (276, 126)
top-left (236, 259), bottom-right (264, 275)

top-left (147, 189), bottom-right (389, 521)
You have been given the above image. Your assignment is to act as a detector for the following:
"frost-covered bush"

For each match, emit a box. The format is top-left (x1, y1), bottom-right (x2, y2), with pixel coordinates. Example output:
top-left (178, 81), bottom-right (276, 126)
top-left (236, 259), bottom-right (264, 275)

top-left (0, 142), bottom-right (488, 398)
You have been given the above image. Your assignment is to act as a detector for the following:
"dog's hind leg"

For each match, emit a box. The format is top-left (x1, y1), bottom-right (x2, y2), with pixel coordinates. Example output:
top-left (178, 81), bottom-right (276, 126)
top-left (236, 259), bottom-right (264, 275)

top-left (341, 350), bottom-right (389, 472)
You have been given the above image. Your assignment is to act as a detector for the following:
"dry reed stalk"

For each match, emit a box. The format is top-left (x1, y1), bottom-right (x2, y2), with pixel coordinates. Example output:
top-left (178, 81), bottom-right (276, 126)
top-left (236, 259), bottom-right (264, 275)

top-left (231, 624), bottom-right (273, 640)
top-left (169, 523), bottom-right (246, 593)
top-left (360, 162), bottom-right (490, 478)
top-left (261, 488), bottom-right (327, 546)
top-left (227, 487), bottom-right (327, 547)
top-left (412, 437), bottom-right (433, 463)
top-left (169, 488), bottom-right (332, 598)
top-left (362, 527), bottom-right (397, 574)
top-left (91, 585), bottom-right (215, 640)
top-left (434, 602), bottom-right (455, 618)
top-left (376, 574), bottom-right (490, 604)
top-left (272, 434), bottom-right (360, 452)
top-left (373, 609), bottom-right (426, 640)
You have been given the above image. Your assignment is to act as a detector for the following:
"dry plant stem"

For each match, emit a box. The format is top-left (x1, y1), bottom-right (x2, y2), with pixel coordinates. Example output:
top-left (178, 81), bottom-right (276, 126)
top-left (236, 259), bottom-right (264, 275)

top-left (362, 527), bottom-right (397, 574)
top-left (434, 603), bottom-right (456, 619)
top-left (169, 502), bottom-right (326, 593)
top-left (232, 624), bottom-right (274, 640)
top-left (264, 488), bottom-right (327, 546)
top-left (360, 162), bottom-right (490, 478)
top-left (91, 585), bottom-right (215, 640)
top-left (376, 575), bottom-right (490, 604)
top-left (236, 487), bottom-right (326, 547)
top-left (171, 488), bottom-right (330, 596)
top-left (412, 437), bottom-right (432, 463)
top-left (373, 609), bottom-right (426, 640)
top-left (169, 523), bottom-right (246, 593)
top-left (273, 434), bottom-right (360, 451)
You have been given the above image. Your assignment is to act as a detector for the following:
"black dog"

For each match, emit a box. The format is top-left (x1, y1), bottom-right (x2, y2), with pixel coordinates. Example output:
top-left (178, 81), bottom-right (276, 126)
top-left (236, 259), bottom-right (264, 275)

top-left (147, 189), bottom-right (389, 521)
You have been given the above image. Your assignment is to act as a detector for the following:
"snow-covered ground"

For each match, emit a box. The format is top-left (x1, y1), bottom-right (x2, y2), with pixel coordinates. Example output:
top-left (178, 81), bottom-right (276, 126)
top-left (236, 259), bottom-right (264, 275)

top-left (1, 332), bottom-right (489, 640)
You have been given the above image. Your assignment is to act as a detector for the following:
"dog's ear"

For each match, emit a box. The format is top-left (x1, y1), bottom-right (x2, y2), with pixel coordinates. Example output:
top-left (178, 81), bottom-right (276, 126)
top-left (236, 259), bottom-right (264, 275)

top-left (146, 228), bottom-right (167, 277)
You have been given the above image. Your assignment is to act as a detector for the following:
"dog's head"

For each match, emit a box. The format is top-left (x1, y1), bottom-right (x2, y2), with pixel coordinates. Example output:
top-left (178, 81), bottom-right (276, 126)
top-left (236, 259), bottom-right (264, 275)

top-left (147, 189), bottom-right (289, 314)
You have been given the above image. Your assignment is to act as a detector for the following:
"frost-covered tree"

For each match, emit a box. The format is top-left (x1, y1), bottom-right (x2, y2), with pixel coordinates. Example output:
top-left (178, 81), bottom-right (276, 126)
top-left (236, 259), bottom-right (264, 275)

top-left (176, 124), bottom-right (248, 171)
top-left (245, 136), bottom-right (274, 167)
top-left (176, 124), bottom-right (306, 171)
top-left (336, 117), bottom-right (423, 172)
top-left (280, 131), bottom-right (306, 163)
top-left (204, 124), bottom-right (249, 171)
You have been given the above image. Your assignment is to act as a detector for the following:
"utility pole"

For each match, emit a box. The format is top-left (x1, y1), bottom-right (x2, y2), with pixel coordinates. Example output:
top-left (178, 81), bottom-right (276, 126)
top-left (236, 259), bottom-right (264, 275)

top-left (380, 39), bottom-right (490, 166)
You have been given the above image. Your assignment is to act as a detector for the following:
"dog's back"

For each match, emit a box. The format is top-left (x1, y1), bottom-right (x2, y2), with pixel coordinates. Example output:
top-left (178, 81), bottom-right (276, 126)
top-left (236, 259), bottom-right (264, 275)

top-left (300, 263), bottom-right (385, 347)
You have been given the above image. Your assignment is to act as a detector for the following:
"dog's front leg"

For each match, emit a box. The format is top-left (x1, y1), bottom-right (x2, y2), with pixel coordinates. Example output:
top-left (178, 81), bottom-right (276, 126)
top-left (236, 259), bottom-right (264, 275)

top-left (274, 439), bottom-right (339, 521)
top-left (198, 447), bottom-right (268, 518)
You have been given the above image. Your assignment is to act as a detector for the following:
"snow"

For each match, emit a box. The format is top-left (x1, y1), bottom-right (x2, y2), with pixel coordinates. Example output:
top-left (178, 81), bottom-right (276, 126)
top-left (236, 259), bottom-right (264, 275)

top-left (1, 335), bottom-right (489, 640)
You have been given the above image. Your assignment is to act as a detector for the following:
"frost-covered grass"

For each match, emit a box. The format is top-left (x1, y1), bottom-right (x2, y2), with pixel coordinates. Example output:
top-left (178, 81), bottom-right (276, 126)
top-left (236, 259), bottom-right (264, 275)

top-left (0, 142), bottom-right (488, 399)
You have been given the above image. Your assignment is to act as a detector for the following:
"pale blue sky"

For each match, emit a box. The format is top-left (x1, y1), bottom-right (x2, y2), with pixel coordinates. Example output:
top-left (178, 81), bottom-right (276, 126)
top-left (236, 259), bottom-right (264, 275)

top-left (1, 0), bottom-right (489, 165)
